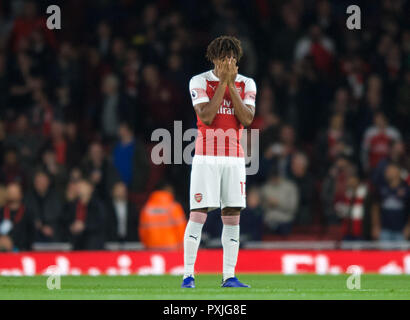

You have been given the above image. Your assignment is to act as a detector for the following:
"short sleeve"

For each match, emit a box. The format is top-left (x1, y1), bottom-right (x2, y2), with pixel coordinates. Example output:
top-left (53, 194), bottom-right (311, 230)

top-left (243, 78), bottom-right (257, 106)
top-left (189, 75), bottom-right (210, 106)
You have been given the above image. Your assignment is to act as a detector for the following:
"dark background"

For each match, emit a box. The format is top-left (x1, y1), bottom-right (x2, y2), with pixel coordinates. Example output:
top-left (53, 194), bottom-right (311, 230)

top-left (0, 0), bottom-right (409, 249)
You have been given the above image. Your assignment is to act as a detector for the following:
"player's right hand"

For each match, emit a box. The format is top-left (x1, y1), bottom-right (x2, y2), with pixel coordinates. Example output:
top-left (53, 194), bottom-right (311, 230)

top-left (216, 58), bottom-right (231, 84)
top-left (227, 58), bottom-right (238, 84)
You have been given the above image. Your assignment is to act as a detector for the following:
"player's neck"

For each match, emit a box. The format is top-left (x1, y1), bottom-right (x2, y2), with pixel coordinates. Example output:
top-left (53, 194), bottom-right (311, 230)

top-left (211, 68), bottom-right (220, 79)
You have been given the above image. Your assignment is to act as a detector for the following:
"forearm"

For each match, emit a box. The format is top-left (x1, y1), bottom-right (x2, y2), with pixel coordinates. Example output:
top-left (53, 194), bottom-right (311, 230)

top-left (196, 81), bottom-right (227, 125)
top-left (228, 83), bottom-right (254, 127)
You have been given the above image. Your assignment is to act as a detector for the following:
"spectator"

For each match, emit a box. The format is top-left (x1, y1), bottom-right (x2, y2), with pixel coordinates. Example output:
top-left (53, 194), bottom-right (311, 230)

top-left (139, 183), bottom-right (186, 249)
top-left (0, 147), bottom-right (27, 187)
top-left (68, 167), bottom-right (83, 184)
top-left (260, 166), bottom-right (299, 235)
top-left (261, 124), bottom-right (298, 180)
top-left (330, 88), bottom-right (351, 115)
top-left (25, 171), bottom-right (63, 242)
top-left (5, 114), bottom-right (42, 172)
top-left (314, 0), bottom-right (337, 37)
top-left (42, 120), bottom-right (68, 166)
top-left (60, 172), bottom-right (82, 242)
top-left (240, 187), bottom-right (264, 242)
top-left (95, 21), bottom-right (112, 59)
top-left (82, 141), bottom-right (120, 199)
top-left (337, 171), bottom-right (370, 241)
top-left (105, 182), bottom-right (139, 242)
top-left (63, 180), bottom-right (106, 250)
top-left (342, 57), bottom-right (367, 102)
top-left (30, 89), bottom-right (53, 136)
top-left (9, 52), bottom-right (38, 113)
top-left (271, 3), bottom-right (301, 65)
top-left (123, 48), bottom-right (141, 100)
top-left (9, 0), bottom-right (56, 52)
top-left (0, 183), bottom-right (35, 251)
top-left (267, 60), bottom-right (288, 117)
top-left (372, 140), bottom-right (407, 188)
top-left (258, 92), bottom-right (281, 151)
top-left (276, 125), bottom-right (298, 178)
top-left (316, 113), bottom-right (355, 174)
top-left (65, 122), bottom-right (86, 169)
top-left (83, 47), bottom-right (108, 117)
top-left (289, 152), bottom-right (315, 225)
top-left (100, 73), bottom-right (132, 142)
top-left (139, 64), bottom-right (183, 132)
top-left (371, 163), bottom-right (410, 241)
top-left (112, 122), bottom-right (149, 192)
top-left (52, 42), bottom-right (81, 113)
top-left (39, 148), bottom-right (68, 195)
top-left (166, 53), bottom-right (187, 92)
top-left (356, 75), bottom-right (384, 138)
top-left (321, 156), bottom-right (355, 225)
top-left (109, 38), bottom-right (127, 76)
top-left (361, 112), bottom-right (401, 172)
top-left (294, 24), bottom-right (335, 74)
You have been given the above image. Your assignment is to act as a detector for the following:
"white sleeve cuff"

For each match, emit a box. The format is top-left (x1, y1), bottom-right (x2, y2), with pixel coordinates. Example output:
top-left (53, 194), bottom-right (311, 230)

top-left (192, 97), bottom-right (210, 106)
top-left (243, 99), bottom-right (255, 106)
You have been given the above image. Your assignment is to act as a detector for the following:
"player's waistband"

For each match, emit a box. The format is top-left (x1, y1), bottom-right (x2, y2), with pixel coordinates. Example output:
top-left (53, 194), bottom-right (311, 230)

top-left (192, 155), bottom-right (245, 165)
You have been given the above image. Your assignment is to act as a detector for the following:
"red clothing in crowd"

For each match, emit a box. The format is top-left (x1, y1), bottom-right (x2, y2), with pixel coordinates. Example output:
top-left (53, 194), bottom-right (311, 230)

top-left (362, 126), bottom-right (401, 170)
top-left (10, 17), bottom-right (57, 52)
top-left (338, 185), bottom-right (368, 238)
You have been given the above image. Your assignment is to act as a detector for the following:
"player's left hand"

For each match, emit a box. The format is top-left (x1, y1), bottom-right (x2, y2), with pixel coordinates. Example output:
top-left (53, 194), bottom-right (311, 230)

top-left (216, 58), bottom-right (231, 84)
top-left (227, 58), bottom-right (238, 84)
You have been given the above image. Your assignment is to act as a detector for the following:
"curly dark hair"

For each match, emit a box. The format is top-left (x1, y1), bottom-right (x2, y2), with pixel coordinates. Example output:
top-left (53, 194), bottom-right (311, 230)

top-left (206, 35), bottom-right (243, 63)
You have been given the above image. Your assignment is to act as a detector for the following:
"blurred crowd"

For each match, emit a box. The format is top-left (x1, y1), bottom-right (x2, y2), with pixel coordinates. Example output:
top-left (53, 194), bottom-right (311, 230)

top-left (0, 0), bottom-right (410, 251)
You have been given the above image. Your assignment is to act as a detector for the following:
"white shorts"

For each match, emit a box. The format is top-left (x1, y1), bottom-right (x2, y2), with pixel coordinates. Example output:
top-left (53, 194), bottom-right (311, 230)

top-left (190, 155), bottom-right (246, 211)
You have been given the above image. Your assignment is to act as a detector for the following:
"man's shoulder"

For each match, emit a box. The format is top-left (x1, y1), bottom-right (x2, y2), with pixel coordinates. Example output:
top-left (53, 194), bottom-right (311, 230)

top-left (236, 73), bottom-right (254, 83)
top-left (236, 74), bottom-right (256, 91)
top-left (190, 70), bottom-right (214, 83)
top-left (190, 71), bottom-right (255, 83)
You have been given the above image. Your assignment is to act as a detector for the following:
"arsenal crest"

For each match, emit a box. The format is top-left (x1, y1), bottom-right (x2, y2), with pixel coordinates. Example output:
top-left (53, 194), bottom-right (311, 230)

top-left (194, 193), bottom-right (203, 203)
